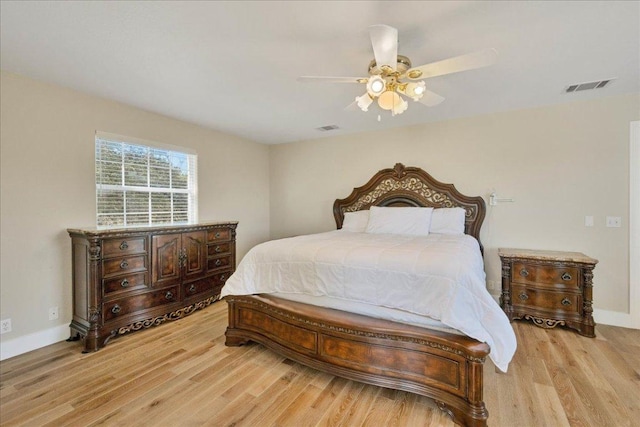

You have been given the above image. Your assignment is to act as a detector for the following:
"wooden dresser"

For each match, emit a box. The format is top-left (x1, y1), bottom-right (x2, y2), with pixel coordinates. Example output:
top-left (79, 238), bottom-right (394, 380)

top-left (68, 222), bottom-right (237, 352)
top-left (499, 248), bottom-right (598, 337)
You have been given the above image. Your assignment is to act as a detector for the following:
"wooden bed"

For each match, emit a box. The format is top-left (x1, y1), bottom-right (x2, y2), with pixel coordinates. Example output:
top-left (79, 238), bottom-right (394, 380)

top-left (224, 163), bottom-right (490, 427)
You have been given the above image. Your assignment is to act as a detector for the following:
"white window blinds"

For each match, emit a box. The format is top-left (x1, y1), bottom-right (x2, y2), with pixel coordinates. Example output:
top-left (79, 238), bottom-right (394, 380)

top-left (95, 133), bottom-right (198, 228)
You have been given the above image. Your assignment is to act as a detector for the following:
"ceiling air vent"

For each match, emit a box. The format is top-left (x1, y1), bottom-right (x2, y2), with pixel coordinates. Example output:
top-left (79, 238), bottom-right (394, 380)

top-left (316, 125), bottom-right (340, 132)
top-left (565, 78), bottom-right (615, 93)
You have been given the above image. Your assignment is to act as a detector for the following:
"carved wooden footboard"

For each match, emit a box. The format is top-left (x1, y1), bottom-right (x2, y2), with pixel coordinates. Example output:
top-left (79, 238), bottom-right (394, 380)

top-left (225, 294), bottom-right (490, 427)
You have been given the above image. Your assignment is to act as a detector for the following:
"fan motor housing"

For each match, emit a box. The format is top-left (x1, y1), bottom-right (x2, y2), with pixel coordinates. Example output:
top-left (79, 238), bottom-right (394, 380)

top-left (368, 55), bottom-right (412, 76)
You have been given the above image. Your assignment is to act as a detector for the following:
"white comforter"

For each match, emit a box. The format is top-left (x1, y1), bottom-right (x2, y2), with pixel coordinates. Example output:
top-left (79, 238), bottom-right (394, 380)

top-left (221, 231), bottom-right (516, 372)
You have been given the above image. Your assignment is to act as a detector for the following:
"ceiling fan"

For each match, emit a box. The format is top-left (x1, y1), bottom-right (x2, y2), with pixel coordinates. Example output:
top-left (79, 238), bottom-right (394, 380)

top-left (298, 25), bottom-right (498, 117)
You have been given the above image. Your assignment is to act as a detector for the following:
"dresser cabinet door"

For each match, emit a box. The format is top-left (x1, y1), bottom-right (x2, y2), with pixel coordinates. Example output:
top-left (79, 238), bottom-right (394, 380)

top-left (152, 233), bottom-right (182, 287)
top-left (183, 231), bottom-right (207, 280)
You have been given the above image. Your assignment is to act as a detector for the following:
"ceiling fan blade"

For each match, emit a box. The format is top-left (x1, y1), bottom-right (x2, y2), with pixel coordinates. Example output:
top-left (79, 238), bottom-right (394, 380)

top-left (417, 90), bottom-right (445, 107)
top-left (369, 24), bottom-right (398, 71)
top-left (406, 48), bottom-right (498, 80)
top-left (344, 99), bottom-right (360, 112)
top-left (297, 76), bottom-right (366, 83)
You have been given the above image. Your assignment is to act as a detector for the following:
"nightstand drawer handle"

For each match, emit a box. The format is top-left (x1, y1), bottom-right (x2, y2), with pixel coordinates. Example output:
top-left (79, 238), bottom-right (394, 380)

top-left (215, 246), bottom-right (222, 253)
top-left (188, 284), bottom-right (197, 294)
top-left (111, 304), bottom-right (121, 314)
top-left (119, 241), bottom-right (129, 250)
top-left (519, 292), bottom-right (529, 301)
top-left (561, 272), bottom-right (572, 281)
top-left (165, 291), bottom-right (174, 300)
top-left (561, 298), bottom-right (571, 306)
top-left (120, 260), bottom-right (129, 269)
top-left (120, 278), bottom-right (129, 288)
top-left (215, 259), bottom-right (222, 267)
top-left (220, 274), bottom-right (226, 282)
top-left (519, 269), bottom-right (529, 277)
top-left (215, 232), bottom-right (221, 239)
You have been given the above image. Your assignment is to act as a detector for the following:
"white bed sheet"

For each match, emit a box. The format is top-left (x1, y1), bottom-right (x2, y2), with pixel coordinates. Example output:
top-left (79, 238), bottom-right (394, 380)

top-left (221, 230), bottom-right (517, 371)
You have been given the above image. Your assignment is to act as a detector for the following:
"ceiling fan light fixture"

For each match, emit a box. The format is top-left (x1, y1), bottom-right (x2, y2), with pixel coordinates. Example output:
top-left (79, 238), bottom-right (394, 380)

top-left (366, 75), bottom-right (386, 96)
top-left (391, 97), bottom-right (408, 115)
top-left (398, 81), bottom-right (426, 101)
top-left (355, 93), bottom-right (374, 112)
top-left (377, 90), bottom-right (402, 111)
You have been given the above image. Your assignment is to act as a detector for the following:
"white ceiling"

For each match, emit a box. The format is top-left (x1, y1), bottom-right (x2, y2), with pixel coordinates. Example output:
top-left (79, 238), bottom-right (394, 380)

top-left (1, 1), bottom-right (638, 145)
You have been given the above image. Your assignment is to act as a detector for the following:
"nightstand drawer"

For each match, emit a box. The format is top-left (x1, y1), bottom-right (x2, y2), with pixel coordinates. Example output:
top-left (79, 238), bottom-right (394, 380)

top-left (512, 285), bottom-right (580, 314)
top-left (512, 262), bottom-right (579, 289)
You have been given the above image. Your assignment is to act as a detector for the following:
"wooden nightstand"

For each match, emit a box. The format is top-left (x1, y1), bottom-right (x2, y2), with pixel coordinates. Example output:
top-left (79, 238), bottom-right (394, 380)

top-left (498, 248), bottom-right (598, 337)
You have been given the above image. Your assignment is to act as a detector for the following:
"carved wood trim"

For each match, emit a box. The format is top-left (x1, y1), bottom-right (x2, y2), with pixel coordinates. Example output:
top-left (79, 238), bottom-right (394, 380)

top-left (332, 163), bottom-right (486, 252)
top-left (116, 295), bottom-right (219, 335)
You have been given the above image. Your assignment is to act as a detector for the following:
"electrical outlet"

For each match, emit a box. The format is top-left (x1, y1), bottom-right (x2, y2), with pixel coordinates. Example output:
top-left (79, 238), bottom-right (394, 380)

top-left (487, 280), bottom-right (498, 291)
top-left (48, 306), bottom-right (59, 321)
top-left (606, 216), bottom-right (622, 228)
top-left (0, 318), bottom-right (12, 334)
top-left (585, 216), bottom-right (594, 227)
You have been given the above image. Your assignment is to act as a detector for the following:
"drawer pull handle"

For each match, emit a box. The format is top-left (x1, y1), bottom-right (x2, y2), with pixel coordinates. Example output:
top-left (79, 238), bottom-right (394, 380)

top-left (119, 241), bottom-right (129, 250)
top-left (561, 272), bottom-right (572, 281)
top-left (220, 274), bottom-right (226, 282)
top-left (120, 279), bottom-right (129, 288)
top-left (215, 259), bottom-right (222, 267)
top-left (111, 304), bottom-right (121, 314)
top-left (188, 284), bottom-right (197, 294)
top-left (215, 246), bottom-right (222, 253)
top-left (561, 298), bottom-right (571, 306)
top-left (215, 232), bottom-right (221, 239)
top-left (120, 260), bottom-right (129, 269)
top-left (165, 291), bottom-right (174, 300)
top-left (519, 269), bottom-right (529, 277)
top-left (519, 292), bottom-right (529, 301)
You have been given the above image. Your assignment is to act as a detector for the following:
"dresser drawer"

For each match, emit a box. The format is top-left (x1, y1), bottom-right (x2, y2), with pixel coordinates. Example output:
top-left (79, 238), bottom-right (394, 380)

top-left (103, 272), bottom-right (149, 296)
top-left (102, 237), bottom-right (147, 258)
top-left (208, 254), bottom-right (232, 271)
top-left (208, 242), bottom-right (231, 256)
top-left (103, 255), bottom-right (148, 278)
top-left (103, 286), bottom-right (179, 322)
top-left (183, 271), bottom-right (230, 297)
top-left (512, 285), bottom-right (580, 314)
top-left (208, 228), bottom-right (232, 243)
top-left (512, 262), bottom-right (579, 289)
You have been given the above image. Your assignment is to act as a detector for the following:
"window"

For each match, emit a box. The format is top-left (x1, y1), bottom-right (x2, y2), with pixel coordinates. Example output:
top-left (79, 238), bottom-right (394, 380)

top-left (95, 132), bottom-right (197, 228)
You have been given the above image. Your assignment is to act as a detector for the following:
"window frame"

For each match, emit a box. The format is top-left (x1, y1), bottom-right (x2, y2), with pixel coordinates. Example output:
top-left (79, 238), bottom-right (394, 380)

top-left (95, 131), bottom-right (198, 229)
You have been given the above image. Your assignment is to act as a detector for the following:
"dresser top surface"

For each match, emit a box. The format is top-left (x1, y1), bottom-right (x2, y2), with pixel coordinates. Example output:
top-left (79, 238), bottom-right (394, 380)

top-left (498, 248), bottom-right (598, 264)
top-left (68, 221), bottom-right (238, 237)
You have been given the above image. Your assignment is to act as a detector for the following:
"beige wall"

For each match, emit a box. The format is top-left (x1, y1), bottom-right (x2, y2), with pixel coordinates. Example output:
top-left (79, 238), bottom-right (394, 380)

top-left (0, 71), bottom-right (270, 342)
top-left (269, 93), bottom-right (640, 313)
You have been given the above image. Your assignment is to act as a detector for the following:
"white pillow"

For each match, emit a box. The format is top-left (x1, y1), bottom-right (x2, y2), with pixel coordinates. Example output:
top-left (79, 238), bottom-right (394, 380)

top-left (430, 207), bottom-right (466, 235)
top-left (365, 206), bottom-right (433, 236)
top-left (341, 210), bottom-right (370, 232)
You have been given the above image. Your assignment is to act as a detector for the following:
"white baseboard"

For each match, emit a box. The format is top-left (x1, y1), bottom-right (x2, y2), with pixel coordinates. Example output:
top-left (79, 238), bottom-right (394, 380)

top-left (0, 324), bottom-right (70, 361)
top-left (594, 308), bottom-right (638, 329)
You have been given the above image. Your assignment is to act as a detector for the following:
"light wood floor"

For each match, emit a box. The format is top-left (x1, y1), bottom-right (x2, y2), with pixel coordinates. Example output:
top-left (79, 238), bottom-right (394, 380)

top-left (1, 302), bottom-right (639, 427)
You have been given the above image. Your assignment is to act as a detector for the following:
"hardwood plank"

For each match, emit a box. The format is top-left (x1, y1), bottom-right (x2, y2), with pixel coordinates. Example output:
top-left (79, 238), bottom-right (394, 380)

top-left (1, 302), bottom-right (639, 427)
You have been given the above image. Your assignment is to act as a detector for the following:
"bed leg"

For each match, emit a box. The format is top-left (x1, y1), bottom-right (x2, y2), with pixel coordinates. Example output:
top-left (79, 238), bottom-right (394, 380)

top-left (224, 329), bottom-right (250, 346)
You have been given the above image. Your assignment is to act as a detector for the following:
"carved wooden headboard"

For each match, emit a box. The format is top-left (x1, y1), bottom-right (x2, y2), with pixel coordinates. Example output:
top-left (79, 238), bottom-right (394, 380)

top-left (333, 163), bottom-right (486, 252)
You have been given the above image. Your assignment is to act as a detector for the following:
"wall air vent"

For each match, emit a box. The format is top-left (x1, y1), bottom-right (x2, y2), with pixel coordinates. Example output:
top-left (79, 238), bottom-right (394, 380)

top-left (565, 78), bottom-right (615, 93)
top-left (316, 125), bottom-right (340, 132)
